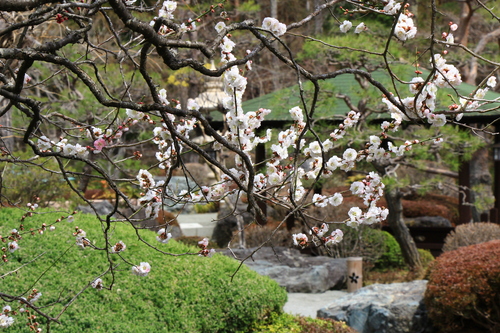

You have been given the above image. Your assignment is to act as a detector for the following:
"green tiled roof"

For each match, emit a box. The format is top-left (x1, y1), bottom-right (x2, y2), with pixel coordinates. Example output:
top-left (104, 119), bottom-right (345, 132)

top-left (210, 66), bottom-right (500, 123)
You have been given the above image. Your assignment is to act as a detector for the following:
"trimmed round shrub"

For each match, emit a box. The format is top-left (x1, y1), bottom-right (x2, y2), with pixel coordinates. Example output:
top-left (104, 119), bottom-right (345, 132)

top-left (425, 240), bottom-right (500, 332)
top-left (443, 222), bottom-right (500, 252)
top-left (375, 231), bottom-right (405, 269)
top-left (0, 209), bottom-right (287, 333)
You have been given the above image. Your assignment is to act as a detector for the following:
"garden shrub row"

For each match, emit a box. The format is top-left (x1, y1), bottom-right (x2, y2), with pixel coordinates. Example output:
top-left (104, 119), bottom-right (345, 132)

top-left (252, 312), bottom-right (357, 333)
top-left (0, 208), bottom-right (287, 332)
top-left (425, 240), bottom-right (500, 333)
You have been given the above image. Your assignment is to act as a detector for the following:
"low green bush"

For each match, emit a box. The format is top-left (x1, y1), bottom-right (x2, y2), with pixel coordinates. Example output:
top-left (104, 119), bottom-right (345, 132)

top-left (375, 231), bottom-right (434, 270)
top-left (375, 231), bottom-right (406, 269)
top-left (425, 240), bottom-right (500, 332)
top-left (0, 208), bottom-right (286, 332)
top-left (251, 312), bottom-right (357, 333)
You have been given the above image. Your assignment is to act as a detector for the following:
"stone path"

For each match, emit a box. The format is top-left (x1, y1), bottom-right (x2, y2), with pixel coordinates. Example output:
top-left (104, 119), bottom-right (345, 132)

top-left (284, 290), bottom-right (348, 318)
top-left (177, 212), bottom-right (217, 237)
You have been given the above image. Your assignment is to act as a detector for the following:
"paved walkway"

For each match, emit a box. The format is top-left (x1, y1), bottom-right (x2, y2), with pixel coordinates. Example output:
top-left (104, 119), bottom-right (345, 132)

top-left (177, 212), bottom-right (218, 237)
top-left (284, 290), bottom-right (348, 318)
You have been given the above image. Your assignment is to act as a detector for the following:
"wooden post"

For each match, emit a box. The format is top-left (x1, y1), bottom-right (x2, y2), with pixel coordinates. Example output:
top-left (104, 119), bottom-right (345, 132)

top-left (347, 257), bottom-right (363, 293)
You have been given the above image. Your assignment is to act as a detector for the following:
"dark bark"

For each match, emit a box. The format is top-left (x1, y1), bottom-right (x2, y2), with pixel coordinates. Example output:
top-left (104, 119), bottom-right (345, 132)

top-left (0, 0), bottom-right (55, 11)
top-left (373, 161), bottom-right (421, 270)
top-left (385, 187), bottom-right (422, 270)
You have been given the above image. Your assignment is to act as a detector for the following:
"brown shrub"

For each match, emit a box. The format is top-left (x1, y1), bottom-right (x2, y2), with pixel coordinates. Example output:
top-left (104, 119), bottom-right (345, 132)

top-left (424, 240), bottom-right (500, 332)
top-left (443, 222), bottom-right (500, 252)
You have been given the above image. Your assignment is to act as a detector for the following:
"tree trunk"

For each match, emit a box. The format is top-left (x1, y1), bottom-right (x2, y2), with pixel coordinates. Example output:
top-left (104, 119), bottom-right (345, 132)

top-left (385, 187), bottom-right (422, 270)
top-left (456, 0), bottom-right (473, 47)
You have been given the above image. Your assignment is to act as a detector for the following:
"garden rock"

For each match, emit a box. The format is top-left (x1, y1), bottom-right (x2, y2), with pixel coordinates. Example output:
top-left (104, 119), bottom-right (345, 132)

top-left (406, 216), bottom-right (452, 227)
top-left (221, 247), bottom-right (347, 293)
top-left (77, 200), bottom-right (115, 216)
top-left (318, 280), bottom-right (432, 333)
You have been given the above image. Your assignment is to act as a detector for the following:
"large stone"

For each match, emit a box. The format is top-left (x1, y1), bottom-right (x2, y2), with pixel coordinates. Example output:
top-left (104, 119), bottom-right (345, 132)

top-left (77, 200), bottom-right (115, 216)
top-left (318, 280), bottom-right (432, 333)
top-left (221, 247), bottom-right (347, 293)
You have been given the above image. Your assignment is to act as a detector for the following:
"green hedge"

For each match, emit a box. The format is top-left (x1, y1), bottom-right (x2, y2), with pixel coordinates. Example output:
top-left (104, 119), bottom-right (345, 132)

top-left (0, 208), bottom-right (286, 332)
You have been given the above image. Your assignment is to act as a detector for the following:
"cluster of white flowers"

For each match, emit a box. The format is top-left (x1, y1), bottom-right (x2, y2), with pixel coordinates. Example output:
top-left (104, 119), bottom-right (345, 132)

top-left (382, 49), bottom-right (466, 128)
top-left (308, 223), bottom-right (344, 247)
top-left (459, 75), bottom-right (497, 112)
top-left (339, 20), bottom-right (367, 34)
top-left (394, 13), bottom-right (417, 41)
top-left (0, 307), bottom-right (14, 328)
top-left (383, 0), bottom-right (401, 15)
top-left (74, 228), bottom-right (90, 249)
top-left (136, 169), bottom-right (164, 218)
top-left (292, 233), bottom-right (308, 248)
top-left (156, 228), bottom-right (172, 244)
top-left (262, 17), bottom-right (287, 36)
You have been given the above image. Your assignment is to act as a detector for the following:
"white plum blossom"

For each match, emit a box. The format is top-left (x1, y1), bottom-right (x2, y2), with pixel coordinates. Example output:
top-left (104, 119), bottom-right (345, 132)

top-left (487, 76), bottom-right (497, 88)
top-left (111, 241), bottom-right (126, 253)
top-left (158, 88), bottom-right (169, 105)
top-left (445, 33), bottom-right (454, 44)
top-left (343, 148), bottom-right (358, 161)
top-left (156, 228), bottom-right (172, 244)
top-left (384, 0), bottom-right (401, 15)
top-left (132, 262), bottom-right (151, 277)
top-left (29, 291), bottom-right (42, 302)
top-left (355, 22), bottom-right (367, 34)
top-left (186, 98), bottom-right (200, 111)
top-left (0, 314), bottom-right (14, 328)
top-left (350, 181), bottom-right (365, 195)
top-left (289, 106), bottom-right (303, 122)
top-left (394, 14), bottom-right (417, 41)
top-left (310, 223), bottom-right (329, 237)
top-left (312, 194), bottom-right (328, 207)
top-left (262, 17), bottom-right (287, 36)
top-left (215, 21), bottom-right (226, 33)
top-left (7, 241), bottom-right (19, 253)
top-left (292, 233), bottom-right (308, 248)
top-left (432, 54), bottom-right (462, 88)
top-left (325, 229), bottom-right (343, 245)
top-left (339, 20), bottom-right (352, 33)
top-left (91, 278), bottom-right (104, 290)
top-left (137, 169), bottom-right (155, 189)
top-left (126, 108), bottom-right (145, 120)
top-left (427, 113), bottom-right (447, 127)
top-left (329, 193), bottom-right (343, 206)
top-left (37, 136), bottom-right (53, 151)
top-left (220, 36), bottom-right (236, 53)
